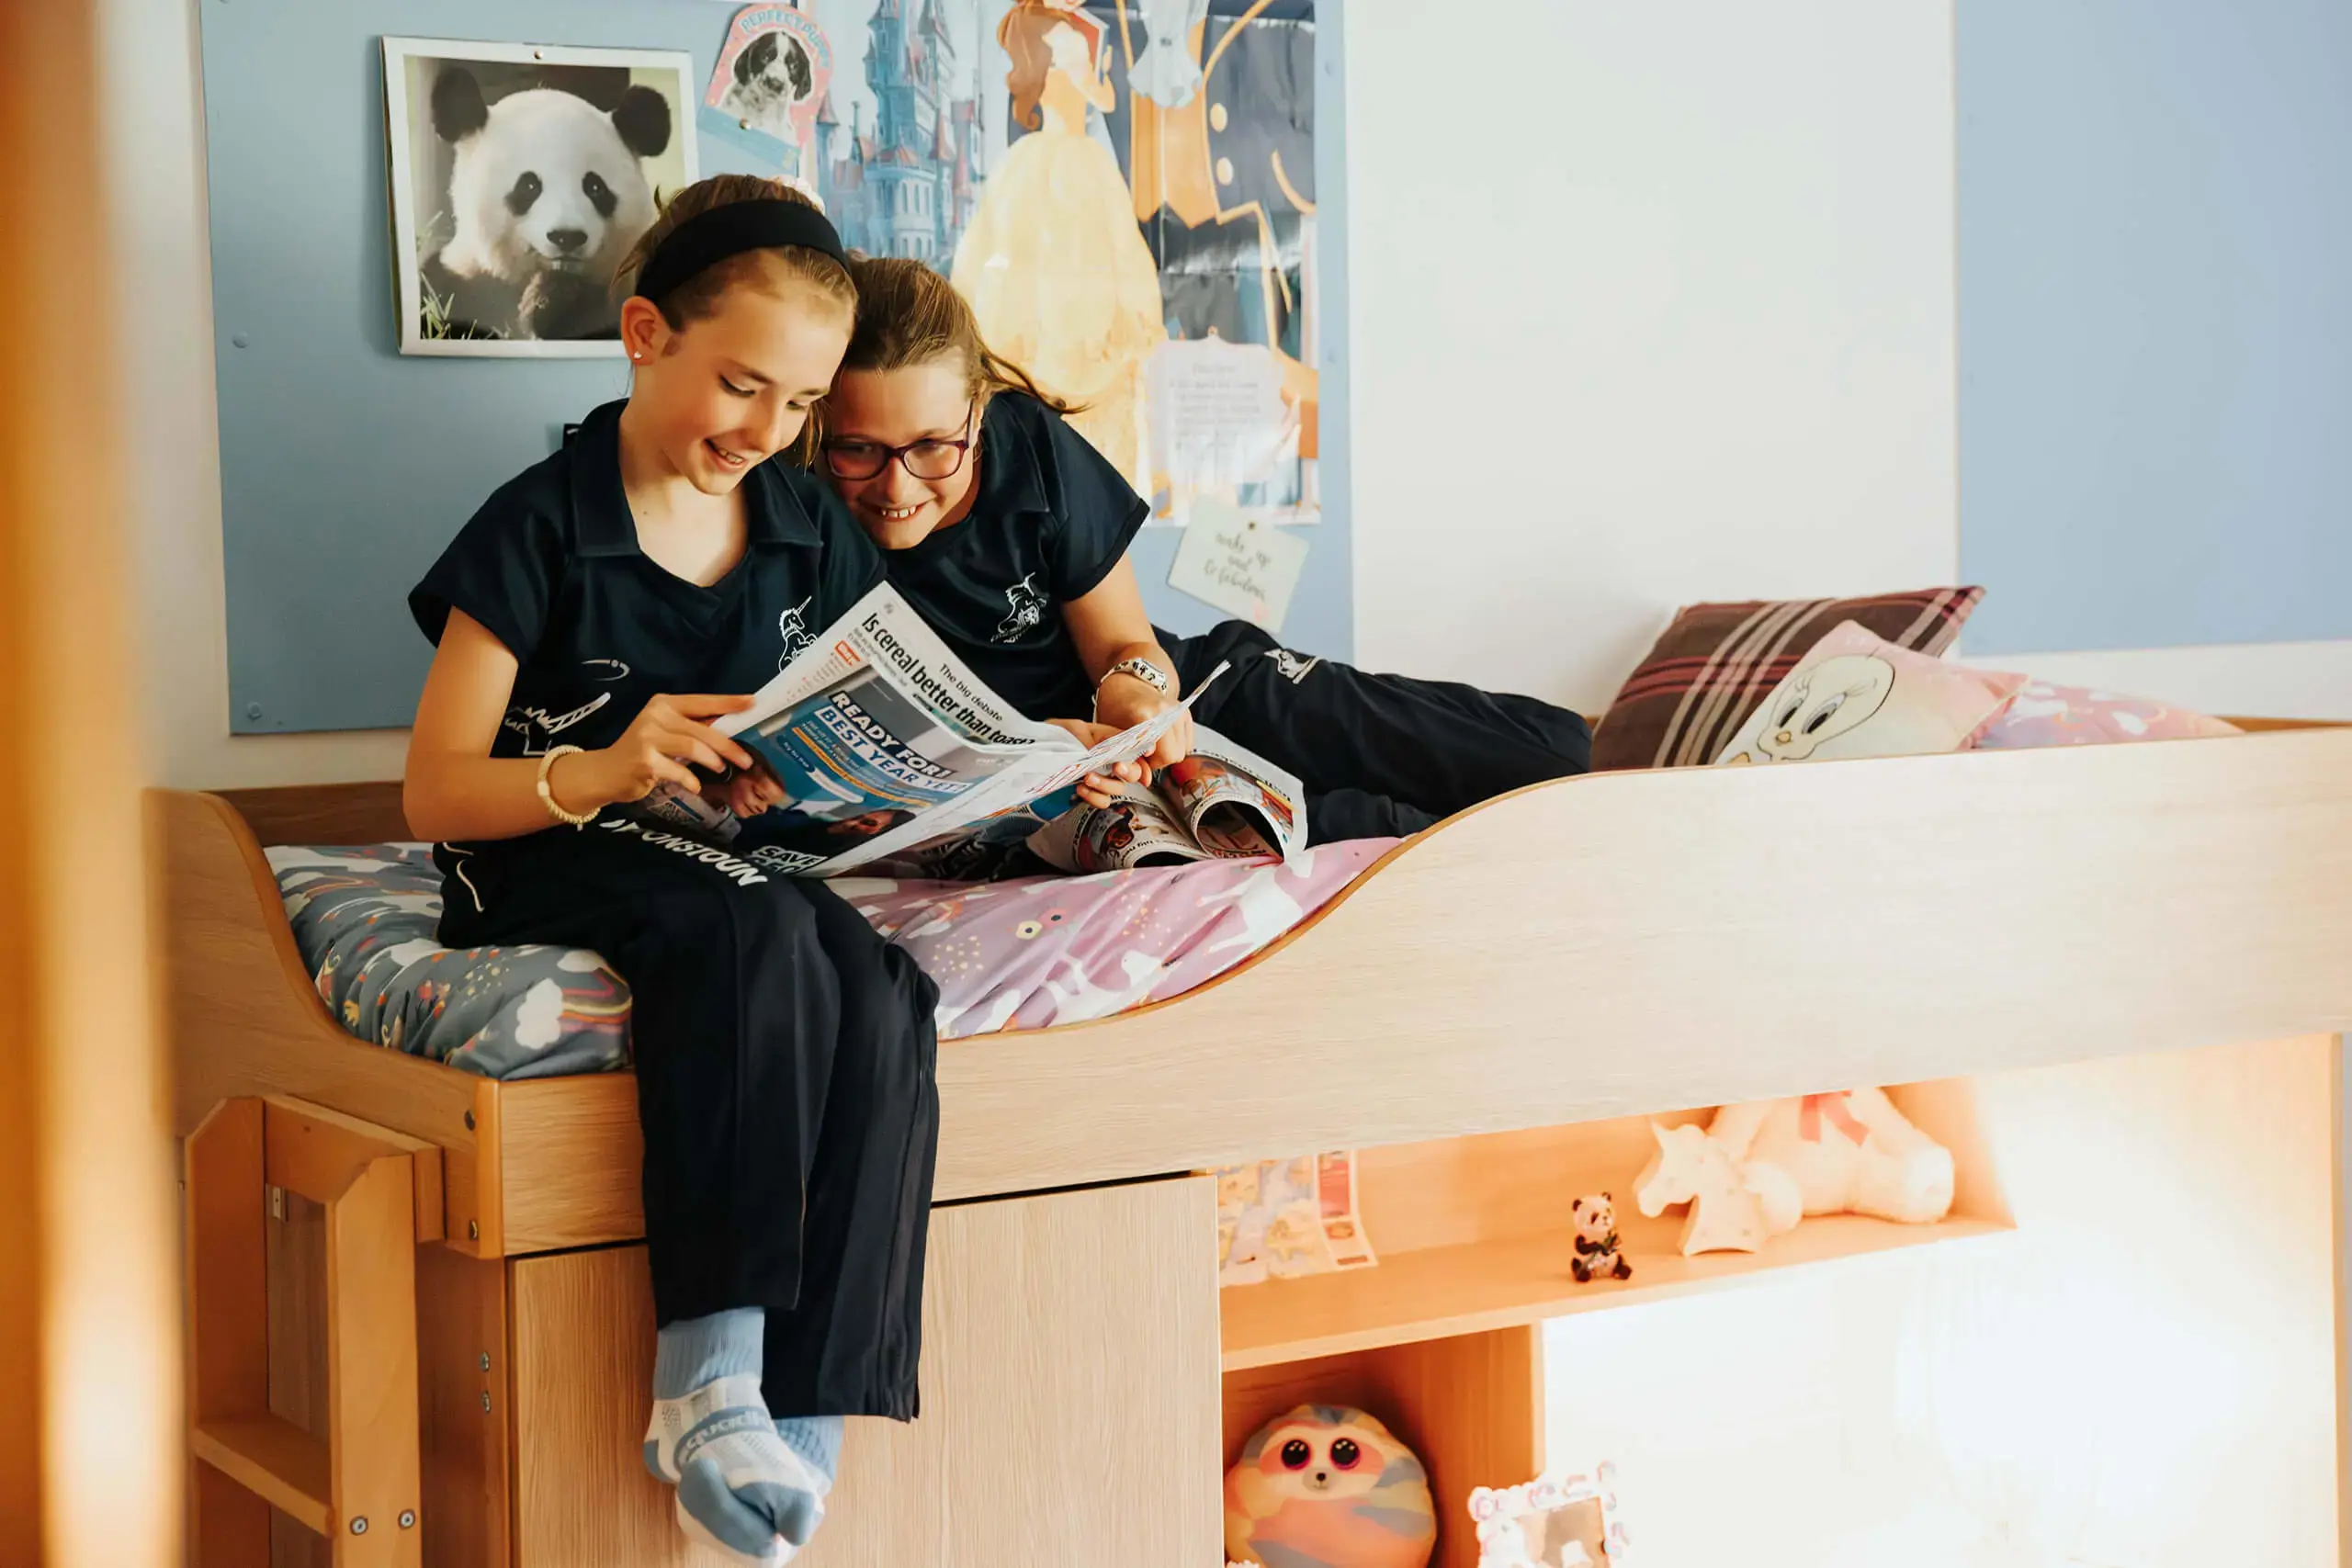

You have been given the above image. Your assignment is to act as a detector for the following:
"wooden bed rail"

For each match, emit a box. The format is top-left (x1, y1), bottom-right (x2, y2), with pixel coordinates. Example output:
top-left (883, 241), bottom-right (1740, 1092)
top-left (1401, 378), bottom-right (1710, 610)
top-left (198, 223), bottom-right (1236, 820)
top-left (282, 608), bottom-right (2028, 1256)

top-left (186, 1096), bottom-right (435, 1564)
top-left (160, 726), bottom-right (2352, 1246)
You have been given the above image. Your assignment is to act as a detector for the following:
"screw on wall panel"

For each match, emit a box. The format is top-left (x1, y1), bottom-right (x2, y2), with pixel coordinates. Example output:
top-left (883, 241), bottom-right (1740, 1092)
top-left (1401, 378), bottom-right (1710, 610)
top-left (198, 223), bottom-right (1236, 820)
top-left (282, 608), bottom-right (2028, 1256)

top-left (350, 1517), bottom-right (368, 1536)
top-left (245, 702), bottom-right (263, 720)
top-left (468, 1220), bottom-right (480, 1241)
top-left (464, 1110), bottom-right (475, 1130)
top-left (480, 1352), bottom-right (491, 1372)
top-left (399, 1511), bottom-right (416, 1530)
top-left (232, 333), bottom-right (250, 349)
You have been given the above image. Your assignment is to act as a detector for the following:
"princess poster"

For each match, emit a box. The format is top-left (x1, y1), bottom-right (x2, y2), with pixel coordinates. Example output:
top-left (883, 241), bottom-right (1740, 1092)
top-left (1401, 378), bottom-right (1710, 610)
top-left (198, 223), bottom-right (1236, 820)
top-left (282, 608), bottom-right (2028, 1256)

top-left (731, 0), bottom-right (1326, 525)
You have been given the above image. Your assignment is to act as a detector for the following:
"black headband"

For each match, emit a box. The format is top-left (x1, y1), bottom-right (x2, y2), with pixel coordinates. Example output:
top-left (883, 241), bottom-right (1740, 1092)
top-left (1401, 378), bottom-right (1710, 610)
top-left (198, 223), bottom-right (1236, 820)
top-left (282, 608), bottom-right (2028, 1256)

top-left (632, 199), bottom-right (849, 306)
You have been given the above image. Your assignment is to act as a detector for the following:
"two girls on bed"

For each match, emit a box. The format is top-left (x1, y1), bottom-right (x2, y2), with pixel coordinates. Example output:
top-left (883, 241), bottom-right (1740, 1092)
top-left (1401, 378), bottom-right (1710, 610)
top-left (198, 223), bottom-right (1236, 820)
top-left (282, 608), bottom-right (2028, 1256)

top-left (402, 178), bottom-right (1585, 1566)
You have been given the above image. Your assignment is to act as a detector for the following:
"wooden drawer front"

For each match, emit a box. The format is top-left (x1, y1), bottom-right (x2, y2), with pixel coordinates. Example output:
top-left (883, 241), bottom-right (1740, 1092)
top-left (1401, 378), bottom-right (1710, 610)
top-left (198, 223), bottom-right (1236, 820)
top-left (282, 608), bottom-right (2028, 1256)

top-left (510, 1177), bottom-right (1222, 1568)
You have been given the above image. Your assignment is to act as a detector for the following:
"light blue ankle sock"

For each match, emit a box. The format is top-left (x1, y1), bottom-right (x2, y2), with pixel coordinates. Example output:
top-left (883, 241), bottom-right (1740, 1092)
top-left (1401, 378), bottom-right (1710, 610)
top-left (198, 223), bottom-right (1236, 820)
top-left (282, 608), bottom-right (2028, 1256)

top-left (642, 1309), bottom-right (830, 1564)
top-left (772, 1416), bottom-right (842, 1483)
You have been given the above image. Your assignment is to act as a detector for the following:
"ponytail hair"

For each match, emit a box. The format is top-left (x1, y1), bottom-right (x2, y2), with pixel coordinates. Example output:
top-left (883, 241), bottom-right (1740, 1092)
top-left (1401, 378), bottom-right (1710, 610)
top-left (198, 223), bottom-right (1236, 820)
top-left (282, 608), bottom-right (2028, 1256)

top-left (839, 255), bottom-right (1083, 416)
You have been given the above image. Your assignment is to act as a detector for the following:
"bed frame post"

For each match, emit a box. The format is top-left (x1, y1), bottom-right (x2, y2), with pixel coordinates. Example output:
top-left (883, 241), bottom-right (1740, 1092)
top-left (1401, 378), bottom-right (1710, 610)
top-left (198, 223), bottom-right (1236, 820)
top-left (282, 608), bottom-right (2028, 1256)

top-left (185, 1095), bottom-right (438, 1566)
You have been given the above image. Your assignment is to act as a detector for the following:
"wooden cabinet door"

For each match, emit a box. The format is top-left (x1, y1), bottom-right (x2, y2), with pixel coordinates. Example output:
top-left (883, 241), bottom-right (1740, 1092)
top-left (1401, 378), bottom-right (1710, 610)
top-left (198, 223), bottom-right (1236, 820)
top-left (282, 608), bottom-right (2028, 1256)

top-left (510, 1176), bottom-right (1222, 1568)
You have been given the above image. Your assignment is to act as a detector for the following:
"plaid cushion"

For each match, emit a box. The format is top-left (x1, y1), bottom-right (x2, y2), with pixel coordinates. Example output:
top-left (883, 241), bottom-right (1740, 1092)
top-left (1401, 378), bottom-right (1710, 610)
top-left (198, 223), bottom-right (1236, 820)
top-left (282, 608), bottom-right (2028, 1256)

top-left (1589, 587), bottom-right (1985, 771)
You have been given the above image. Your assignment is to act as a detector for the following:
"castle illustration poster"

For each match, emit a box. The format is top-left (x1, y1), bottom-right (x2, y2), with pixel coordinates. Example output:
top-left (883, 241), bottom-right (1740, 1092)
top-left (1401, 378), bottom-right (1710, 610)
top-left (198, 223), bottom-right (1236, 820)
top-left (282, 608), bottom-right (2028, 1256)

top-left (723, 0), bottom-right (1323, 525)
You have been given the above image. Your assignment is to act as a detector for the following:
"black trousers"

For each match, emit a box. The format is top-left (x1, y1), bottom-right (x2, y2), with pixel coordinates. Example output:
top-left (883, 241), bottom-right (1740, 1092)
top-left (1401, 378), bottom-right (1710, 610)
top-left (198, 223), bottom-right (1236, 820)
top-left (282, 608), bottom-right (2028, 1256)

top-left (436, 818), bottom-right (939, 1420)
top-left (1156, 620), bottom-right (1593, 842)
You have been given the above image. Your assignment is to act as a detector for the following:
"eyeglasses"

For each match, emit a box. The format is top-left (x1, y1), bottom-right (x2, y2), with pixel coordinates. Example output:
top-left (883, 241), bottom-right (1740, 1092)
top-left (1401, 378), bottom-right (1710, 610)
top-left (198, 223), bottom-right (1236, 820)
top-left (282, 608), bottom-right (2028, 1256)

top-left (822, 403), bottom-right (977, 482)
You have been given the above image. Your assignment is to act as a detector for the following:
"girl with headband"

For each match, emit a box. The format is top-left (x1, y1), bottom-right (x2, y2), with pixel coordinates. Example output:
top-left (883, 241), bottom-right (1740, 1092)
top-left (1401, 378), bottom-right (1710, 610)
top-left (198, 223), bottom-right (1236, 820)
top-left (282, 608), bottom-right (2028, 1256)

top-left (404, 176), bottom-right (933, 1565)
top-left (817, 257), bottom-right (1593, 846)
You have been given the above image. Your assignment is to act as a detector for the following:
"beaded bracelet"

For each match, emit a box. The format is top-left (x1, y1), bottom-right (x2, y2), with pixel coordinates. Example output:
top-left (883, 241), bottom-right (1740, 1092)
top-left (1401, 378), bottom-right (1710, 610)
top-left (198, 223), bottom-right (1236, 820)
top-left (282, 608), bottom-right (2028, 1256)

top-left (536, 744), bottom-right (598, 829)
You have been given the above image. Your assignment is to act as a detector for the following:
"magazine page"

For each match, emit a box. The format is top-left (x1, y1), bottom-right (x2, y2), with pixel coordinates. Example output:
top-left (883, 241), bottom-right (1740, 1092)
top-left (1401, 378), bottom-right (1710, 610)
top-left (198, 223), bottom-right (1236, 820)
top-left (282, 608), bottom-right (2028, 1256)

top-left (1156, 726), bottom-right (1308, 862)
top-left (1024, 783), bottom-right (1225, 874)
top-left (825, 688), bottom-right (1213, 876)
top-left (717, 660), bottom-right (1056, 875)
top-left (823, 660), bottom-right (1238, 878)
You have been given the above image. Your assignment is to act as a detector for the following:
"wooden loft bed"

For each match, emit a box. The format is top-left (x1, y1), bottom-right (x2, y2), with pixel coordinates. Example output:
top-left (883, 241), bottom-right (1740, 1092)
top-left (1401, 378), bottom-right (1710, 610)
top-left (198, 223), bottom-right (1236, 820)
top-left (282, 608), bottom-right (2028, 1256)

top-left (156, 726), bottom-right (2352, 1568)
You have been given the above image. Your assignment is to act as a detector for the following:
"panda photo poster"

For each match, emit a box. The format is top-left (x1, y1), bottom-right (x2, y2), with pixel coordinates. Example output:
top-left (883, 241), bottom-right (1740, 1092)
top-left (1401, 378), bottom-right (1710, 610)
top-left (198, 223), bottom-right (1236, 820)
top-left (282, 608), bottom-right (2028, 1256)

top-left (383, 39), bottom-right (698, 356)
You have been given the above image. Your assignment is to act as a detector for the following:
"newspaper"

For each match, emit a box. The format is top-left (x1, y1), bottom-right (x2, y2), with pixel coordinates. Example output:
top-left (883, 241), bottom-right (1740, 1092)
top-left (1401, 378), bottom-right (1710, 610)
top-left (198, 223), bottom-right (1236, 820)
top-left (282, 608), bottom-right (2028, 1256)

top-left (635, 583), bottom-right (1210, 877)
top-left (1216, 1151), bottom-right (1378, 1288)
top-left (1023, 728), bottom-right (1306, 874)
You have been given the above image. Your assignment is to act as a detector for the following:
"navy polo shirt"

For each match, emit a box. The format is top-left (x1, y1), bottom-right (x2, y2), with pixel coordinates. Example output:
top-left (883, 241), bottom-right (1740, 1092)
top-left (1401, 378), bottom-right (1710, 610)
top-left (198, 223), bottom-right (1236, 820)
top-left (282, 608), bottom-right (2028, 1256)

top-left (879, 392), bottom-right (1149, 723)
top-left (410, 400), bottom-right (883, 759)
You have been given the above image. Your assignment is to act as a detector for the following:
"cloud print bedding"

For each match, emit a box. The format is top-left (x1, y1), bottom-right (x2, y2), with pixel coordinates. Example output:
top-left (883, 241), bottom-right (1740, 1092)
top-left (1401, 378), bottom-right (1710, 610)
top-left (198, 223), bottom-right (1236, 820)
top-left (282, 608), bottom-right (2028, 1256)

top-left (268, 840), bottom-right (1395, 1078)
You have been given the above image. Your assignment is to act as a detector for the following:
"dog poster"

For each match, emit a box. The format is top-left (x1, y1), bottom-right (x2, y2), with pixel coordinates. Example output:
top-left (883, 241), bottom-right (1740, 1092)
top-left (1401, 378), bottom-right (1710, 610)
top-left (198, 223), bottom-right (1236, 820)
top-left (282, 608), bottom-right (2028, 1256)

top-left (706, 6), bottom-right (835, 185)
top-left (383, 38), bottom-right (698, 356)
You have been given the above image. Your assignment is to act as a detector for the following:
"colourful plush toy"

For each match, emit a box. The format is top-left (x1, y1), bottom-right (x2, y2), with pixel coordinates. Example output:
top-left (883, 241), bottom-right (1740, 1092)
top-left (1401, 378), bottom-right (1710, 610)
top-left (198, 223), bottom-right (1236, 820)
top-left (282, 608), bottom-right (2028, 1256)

top-left (1226, 1404), bottom-right (1437, 1568)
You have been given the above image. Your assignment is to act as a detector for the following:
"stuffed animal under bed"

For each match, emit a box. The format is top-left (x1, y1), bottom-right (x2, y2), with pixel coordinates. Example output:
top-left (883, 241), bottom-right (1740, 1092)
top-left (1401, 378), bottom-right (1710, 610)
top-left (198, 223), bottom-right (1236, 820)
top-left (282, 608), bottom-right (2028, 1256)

top-left (1226, 1404), bottom-right (1436, 1568)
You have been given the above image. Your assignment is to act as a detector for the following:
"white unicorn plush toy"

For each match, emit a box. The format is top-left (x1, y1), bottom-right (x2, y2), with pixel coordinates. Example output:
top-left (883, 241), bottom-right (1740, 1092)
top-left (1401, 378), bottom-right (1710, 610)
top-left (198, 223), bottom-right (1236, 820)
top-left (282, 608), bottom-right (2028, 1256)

top-left (1632, 1121), bottom-right (1804, 1256)
top-left (1705, 1089), bottom-right (1954, 1225)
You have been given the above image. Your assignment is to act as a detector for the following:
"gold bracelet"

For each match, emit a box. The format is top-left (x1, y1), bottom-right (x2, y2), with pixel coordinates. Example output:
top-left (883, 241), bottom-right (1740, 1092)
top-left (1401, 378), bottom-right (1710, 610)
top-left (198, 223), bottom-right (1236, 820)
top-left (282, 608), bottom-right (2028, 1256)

top-left (536, 745), bottom-right (598, 829)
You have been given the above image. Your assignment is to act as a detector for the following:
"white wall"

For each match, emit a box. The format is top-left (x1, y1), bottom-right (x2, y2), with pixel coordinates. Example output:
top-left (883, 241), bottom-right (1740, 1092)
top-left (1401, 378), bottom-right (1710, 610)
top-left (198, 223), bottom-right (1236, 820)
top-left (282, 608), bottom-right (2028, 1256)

top-left (1544, 1038), bottom-right (2340, 1568)
top-left (1344, 0), bottom-right (1962, 712)
top-left (1952, 640), bottom-right (2352, 721)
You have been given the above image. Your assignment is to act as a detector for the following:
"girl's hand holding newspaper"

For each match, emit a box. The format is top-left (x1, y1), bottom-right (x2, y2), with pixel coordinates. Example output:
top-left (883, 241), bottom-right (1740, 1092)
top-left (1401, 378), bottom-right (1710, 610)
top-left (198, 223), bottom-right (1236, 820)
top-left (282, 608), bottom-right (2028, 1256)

top-left (1091, 679), bottom-right (1194, 772)
top-left (579, 693), bottom-right (757, 805)
top-left (1047, 719), bottom-right (1153, 809)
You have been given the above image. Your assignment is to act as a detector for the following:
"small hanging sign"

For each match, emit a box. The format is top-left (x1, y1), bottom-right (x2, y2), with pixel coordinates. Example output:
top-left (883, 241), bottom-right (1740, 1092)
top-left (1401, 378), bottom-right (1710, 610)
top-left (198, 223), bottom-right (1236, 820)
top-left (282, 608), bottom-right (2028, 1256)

top-left (1166, 496), bottom-right (1311, 631)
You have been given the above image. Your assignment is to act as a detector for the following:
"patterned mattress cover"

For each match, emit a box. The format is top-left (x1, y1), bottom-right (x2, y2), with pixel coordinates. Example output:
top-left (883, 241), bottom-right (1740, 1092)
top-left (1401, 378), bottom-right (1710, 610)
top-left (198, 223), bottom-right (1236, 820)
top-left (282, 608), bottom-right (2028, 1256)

top-left (269, 841), bottom-right (1396, 1079)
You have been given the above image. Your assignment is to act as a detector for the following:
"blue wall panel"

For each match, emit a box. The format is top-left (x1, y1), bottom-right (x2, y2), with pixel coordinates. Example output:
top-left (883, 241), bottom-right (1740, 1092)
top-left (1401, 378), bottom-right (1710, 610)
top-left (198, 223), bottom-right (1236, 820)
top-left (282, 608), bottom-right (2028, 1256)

top-left (1959, 0), bottom-right (2352, 654)
top-left (201, 0), bottom-right (1351, 734)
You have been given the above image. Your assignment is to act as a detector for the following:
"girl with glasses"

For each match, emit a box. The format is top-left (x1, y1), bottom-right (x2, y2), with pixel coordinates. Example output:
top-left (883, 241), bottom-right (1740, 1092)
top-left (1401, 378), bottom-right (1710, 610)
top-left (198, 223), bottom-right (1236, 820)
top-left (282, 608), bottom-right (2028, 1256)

top-left (818, 258), bottom-right (1594, 844)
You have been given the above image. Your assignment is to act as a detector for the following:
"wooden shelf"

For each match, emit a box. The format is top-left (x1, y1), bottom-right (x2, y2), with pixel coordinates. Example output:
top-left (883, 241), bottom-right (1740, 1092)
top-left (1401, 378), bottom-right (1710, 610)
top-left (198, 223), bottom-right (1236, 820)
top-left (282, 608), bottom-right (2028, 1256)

top-left (1220, 1214), bottom-right (2014, 1371)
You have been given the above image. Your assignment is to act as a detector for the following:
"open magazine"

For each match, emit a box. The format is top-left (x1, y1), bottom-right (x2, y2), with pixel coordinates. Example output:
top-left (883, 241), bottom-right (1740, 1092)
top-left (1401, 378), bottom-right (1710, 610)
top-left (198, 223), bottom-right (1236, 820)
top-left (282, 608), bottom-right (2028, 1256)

top-left (1022, 728), bottom-right (1305, 874)
top-left (633, 583), bottom-right (1223, 878)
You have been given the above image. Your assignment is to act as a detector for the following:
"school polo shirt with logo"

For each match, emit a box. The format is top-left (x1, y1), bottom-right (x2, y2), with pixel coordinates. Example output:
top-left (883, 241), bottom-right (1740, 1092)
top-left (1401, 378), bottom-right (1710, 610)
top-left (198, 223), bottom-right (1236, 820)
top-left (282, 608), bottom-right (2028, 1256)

top-left (878, 392), bottom-right (1150, 724)
top-left (409, 399), bottom-right (884, 761)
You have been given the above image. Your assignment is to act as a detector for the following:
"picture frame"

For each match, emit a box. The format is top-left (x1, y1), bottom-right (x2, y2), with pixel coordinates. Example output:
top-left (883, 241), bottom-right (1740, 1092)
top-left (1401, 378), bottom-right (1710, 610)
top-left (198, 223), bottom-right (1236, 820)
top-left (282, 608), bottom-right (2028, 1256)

top-left (1469, 1464), bottom-right (1629, 1567)
top-left (382, 37), bottom-right (698, 357)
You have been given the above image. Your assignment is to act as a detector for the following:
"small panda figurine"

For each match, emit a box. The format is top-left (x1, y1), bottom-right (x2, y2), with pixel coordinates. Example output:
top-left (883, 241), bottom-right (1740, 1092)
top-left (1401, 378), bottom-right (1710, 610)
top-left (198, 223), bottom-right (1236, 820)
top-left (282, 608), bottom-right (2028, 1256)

top-left (422, 66), bottom-right (673, 343)
top-left (1570, 1192), bottom-right (1632, 1283)
top-left (1225, 1404), bottom-right (1435, 1568)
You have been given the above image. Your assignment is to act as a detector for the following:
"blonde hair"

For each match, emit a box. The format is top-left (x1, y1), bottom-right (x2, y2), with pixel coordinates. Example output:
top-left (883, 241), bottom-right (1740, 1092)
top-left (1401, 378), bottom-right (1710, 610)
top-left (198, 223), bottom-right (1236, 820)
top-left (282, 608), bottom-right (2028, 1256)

top-left (839, 256), bottom-right (1079, 415)
top-left (614, 175), bottom-right (855, 330)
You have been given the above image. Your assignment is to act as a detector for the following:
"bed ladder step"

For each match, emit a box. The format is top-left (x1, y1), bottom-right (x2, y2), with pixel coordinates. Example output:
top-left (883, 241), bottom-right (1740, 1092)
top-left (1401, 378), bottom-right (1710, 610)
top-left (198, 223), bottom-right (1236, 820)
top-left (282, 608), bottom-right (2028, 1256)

top-left (189, 1415), bottom-right (331, 1532)
top-left (186, 1095), bottom-right (427, 1565)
